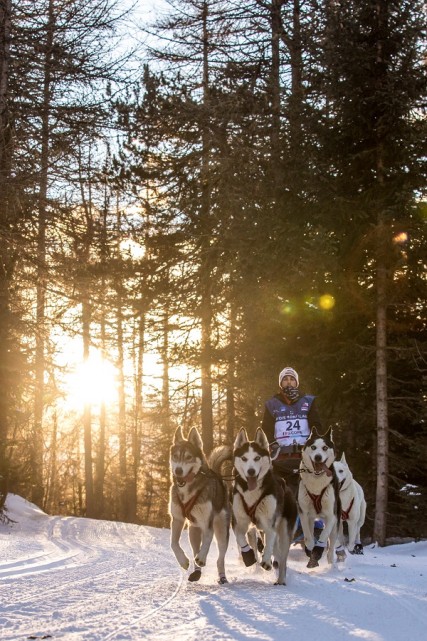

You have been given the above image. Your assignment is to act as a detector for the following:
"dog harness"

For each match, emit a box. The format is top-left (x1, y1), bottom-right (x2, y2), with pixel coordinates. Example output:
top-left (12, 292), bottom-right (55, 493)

top-left (338, 479), bottom-right (355, 520)
top-left (306, 483), bottom-right (332, 514)
top-left (238, 490), bottom-right (268, 525)
top-left (341, 498), bottom-right (354, 521)
top-left (176, 489), bottom-right (203, 522)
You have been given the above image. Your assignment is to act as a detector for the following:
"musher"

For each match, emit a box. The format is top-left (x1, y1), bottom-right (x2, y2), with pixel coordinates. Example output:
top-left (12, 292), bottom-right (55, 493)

top-left (261, 366), bottom-right (324, 540)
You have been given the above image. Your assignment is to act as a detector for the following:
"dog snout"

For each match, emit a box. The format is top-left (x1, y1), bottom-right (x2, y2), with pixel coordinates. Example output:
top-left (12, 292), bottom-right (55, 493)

top-left (175, 467), bottom-right (183, 477)
top-left (247, 468), bottom-right (256, 477)
top-left (314, 454), bottom-right (323, 462)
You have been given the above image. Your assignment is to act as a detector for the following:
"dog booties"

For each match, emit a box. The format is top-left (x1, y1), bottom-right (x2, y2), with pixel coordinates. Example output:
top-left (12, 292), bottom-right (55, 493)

top-left (306, 545), bottom-right (325, 568)
top-left (241, 548), bottom-right (257, 567)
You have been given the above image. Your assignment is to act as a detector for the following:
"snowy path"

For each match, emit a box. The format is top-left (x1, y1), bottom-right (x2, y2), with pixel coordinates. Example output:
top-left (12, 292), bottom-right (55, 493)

top-left (0, 495), bottom-right (426, 641)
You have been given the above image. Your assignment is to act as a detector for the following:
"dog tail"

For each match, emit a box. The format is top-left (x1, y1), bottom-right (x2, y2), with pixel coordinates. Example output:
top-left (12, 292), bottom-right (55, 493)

top-left (208, 445), bottom-right (233, 475)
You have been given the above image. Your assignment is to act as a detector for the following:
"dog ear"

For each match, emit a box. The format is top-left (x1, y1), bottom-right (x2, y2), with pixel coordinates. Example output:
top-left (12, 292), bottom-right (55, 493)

top-left (187, 427), bottom-right (204, 452)
top-left (233, 428), bottom-right (248, 450)
top-left (173, 426), bottom-right (184, 444)
top-left (341, 452), bottom-right (347, 464)
top-left (254, 427), bottom-right (269, 451)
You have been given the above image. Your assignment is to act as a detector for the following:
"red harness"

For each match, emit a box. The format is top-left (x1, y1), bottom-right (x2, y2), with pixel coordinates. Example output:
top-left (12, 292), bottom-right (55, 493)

top-left (306, 483), bottom-right (331, 514)
top-left (341, 498), bottom-right (354, 521)
top-left (176, 489), bottom-right (203, 522)
top-left (239, 492), bottom-right (267, 524)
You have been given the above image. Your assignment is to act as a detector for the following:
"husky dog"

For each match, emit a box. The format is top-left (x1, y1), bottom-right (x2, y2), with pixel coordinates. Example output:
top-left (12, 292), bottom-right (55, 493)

top-left (333, 453), bottom-right (366, 555)
top-left (298, 427), bottom-right (341, 568)
top-left (169, 426), bottom-right (231, 584)
top-left (232, 427), bottom-right (298, 585)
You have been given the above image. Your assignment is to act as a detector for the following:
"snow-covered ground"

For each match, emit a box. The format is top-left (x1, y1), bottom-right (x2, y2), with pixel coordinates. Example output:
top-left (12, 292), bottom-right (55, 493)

top-left (1, 494), bottom-right (426, 641)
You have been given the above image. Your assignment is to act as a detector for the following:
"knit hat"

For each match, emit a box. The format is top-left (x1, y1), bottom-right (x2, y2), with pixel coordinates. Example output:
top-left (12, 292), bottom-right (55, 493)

top-left (279, 367), bottom-right (299, 388)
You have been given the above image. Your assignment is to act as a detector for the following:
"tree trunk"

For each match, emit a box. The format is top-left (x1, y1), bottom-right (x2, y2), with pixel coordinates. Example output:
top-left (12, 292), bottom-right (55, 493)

top-left (115, 201), bottom-right (129, 521)
top-left (270, 0), bottom-right (281, 177)
top-left (289, 0), bottom-right (303, 155)
top-left (200, 0), bottom-right (214, 453)
top-left (128, 310), bottom-right (145, 523)
top-left (33, 0), bottom-right (56, 508)
top-left (0, 0), bottom-right (12, 510)
top-left (374, 257), bottom-right (389, 545)
top-left (225, 302), bottom-right (237, 445)
top-left (82, 295), bottom-right (94, 517)
top-left (77, 147), bottom-right (95, 517)
top-left (373, 0), bottom-right (389, 546)
top-left (43, 410), bottom-right (58, 513)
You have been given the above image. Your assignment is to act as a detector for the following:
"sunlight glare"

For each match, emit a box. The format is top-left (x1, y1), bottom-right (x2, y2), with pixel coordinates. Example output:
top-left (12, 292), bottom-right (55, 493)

top-left (65, 352), bottom-right (118, 409)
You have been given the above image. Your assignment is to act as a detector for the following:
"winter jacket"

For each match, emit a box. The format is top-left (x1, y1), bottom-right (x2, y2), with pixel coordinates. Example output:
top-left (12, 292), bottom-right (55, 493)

top-left (261, 392), bottom-right (323, 456)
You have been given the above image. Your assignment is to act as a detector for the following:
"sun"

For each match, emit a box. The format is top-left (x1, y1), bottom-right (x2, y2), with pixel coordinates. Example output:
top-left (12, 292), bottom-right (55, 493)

top-left (64, 351), bottom-right (118, 410)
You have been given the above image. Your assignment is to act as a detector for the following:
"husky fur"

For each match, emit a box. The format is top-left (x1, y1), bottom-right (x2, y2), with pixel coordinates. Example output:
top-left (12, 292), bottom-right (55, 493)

top-left (333, 453), bottom-right (366, 554)
top-left (297, 427), bottom-right (341, 568)
top-left (169, 426), bottom-right (232, 584)
top-left (232, 427), bottom-right (298, 585)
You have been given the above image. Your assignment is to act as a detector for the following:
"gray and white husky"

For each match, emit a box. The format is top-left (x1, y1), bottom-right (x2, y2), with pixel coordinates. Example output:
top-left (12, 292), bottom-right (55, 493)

top-left (298, 427), bottom-right (341, 568)
top-left (169, 426), bottom-right (231, 584)
top-left (232, 427), bottom-right (298, 585)
top-left (333, 453), bottom-right (366, 555)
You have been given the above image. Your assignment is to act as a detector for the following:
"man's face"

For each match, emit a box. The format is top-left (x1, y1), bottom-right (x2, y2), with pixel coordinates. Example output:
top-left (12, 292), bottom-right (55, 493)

top-left (281, 375), bottom-right (297, 389)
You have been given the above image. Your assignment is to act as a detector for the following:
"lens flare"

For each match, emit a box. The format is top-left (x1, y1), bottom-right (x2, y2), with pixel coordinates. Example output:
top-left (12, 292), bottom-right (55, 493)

top-left (280, 302), bottom-right (294, 315)
top-left (393, 232), bottom-right (408, 245)
top-left (319, 294), bottom-right (335, 310)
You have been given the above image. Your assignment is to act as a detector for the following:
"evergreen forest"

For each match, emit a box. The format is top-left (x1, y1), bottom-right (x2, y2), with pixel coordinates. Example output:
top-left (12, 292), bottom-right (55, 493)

top-left (0, 0), bottom-right (426, 545)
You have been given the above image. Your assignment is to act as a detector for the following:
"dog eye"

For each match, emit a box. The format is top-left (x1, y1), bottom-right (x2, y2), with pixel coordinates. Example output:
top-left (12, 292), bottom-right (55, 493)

top-left (254, 456), bottom-right (260, 461)
top-left (322, 446), bottom-right (328, 451)
top-left (241, 456), bottom-right (247, 462)
top-left (184, 454), bottom-right (194, 462)
top-left (310, 445), bottom-right (316, 451)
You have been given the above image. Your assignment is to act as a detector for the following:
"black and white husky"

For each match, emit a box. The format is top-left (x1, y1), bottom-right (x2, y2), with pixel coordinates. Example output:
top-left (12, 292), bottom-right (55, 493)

top-left (333, 453), bottom-right (366, 555)
top-left (298, 427), bottom-right (341, 568)
top-left (232, 427), bottom-right (298, 585)
top-left (169, 427), bottom-right (231, 584)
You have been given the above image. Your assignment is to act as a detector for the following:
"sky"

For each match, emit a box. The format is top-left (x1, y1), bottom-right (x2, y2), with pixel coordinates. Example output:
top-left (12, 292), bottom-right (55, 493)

top-left (1, 494), bottom-right (426, 641)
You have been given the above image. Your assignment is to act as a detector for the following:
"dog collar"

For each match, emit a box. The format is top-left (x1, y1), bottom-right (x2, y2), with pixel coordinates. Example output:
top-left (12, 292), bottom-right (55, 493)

top-left (300, 465), bottom-right (333, 477)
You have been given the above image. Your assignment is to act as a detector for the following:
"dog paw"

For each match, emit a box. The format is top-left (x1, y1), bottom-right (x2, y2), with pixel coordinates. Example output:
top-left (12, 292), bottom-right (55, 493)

top-left (274, 580), bottom-right (286, 586)
top-left (260, 560), bottom-right (272, 571)
top-left (218, 576), bottom-right (228, 585)
top-left (179, 557), bottom-right (190, 570)
top-left (188, 568), bottom-right (202, 582)
top-left (194, 556), bottom-right (206, 568)
top-left (350, 544), bottom-right (364, 555)
top-left (306, 545), bottom-right (324, 568)
top-left (307, 558), bottom-right (319, 568)
top-left (241, 548), bottom-right (257, 567)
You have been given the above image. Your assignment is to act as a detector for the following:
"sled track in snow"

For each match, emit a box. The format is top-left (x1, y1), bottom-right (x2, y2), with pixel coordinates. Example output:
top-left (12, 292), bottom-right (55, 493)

top-left (0, 511), bottom-right (187, 641)
top-left (102, 570), bottom-right (185, 641)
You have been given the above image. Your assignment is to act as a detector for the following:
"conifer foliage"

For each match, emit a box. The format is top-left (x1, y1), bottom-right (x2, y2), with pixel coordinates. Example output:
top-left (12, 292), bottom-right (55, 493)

top-left (0, 0), bottom-right (425, 540)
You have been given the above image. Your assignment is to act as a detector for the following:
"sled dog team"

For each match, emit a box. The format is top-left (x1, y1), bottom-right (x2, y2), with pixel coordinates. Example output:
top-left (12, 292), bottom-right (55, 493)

top-left (169, 425), bottom-right (366, 584)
